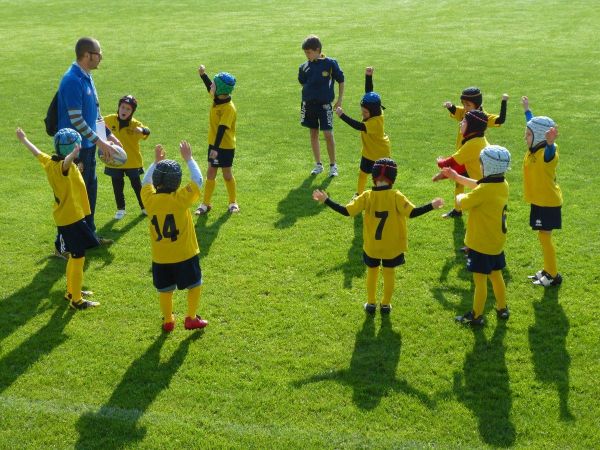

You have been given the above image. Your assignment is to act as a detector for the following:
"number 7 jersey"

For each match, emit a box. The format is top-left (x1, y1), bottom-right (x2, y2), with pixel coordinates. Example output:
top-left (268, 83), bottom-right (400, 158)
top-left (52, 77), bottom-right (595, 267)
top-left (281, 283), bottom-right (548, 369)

top-left (346, 186), bottom-right (415, 259)
top-left (141, 182), bottom-right (201, 264)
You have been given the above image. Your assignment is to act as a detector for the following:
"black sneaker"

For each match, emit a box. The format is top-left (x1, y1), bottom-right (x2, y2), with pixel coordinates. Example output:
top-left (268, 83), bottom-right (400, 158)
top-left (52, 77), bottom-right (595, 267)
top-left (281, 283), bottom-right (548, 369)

top-left (380, 304), bottom-right (392, 314)
top-left (364, 303), bottom-right (376, 314)
top-left (442, 209), bottom-right (462, 219)
top-left (70, 299), bottom-right (100, 310)
top-left (496, 307), bottom-right (510, 320)
top-left (455, 310), bottom-right (484, 326)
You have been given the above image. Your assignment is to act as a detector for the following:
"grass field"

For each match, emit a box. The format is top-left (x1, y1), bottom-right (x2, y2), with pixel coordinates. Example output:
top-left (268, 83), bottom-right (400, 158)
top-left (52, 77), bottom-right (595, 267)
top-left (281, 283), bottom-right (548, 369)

top-left (1, 0), bottom-right (599, 448)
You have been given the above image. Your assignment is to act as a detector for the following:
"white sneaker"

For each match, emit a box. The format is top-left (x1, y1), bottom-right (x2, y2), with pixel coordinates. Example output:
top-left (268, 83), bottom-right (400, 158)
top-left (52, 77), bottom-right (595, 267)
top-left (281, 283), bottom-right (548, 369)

top-left (329, 164), bottom-right (338, 177)
top-left (310, 163), bottom-right (324, 175)
top-left (194, 204), bottom-right (211, 215)
top-left (114, 210), bottom-right (126, 220)
top-left (228, 203), bottom-right (240, 213)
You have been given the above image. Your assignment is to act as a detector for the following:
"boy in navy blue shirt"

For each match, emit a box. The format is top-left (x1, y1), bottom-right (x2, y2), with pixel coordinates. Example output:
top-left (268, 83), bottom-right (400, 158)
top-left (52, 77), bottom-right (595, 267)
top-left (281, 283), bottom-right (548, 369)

top-left (298, 35), bottom-right (345, 177)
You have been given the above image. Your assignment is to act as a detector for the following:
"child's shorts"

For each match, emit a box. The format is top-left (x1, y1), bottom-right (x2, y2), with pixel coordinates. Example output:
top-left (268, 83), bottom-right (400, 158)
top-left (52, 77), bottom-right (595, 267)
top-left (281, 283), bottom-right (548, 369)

top-left (363, 251), bottom-right (405, 268)
top-left (360, 157), bottom-right (375, 174)
top-left (208, 146), bottom-right (235, 168)
top-left (530, 204), bottom-right (562, 230)
top-left (57, 218), bottom-right (99, 258)
top-left (104, 167), bottom-right (143, 178)
top-left (301, 102), bottom-right (333, 131)
top-left (152, 254), bottom-right (202, 292)
top-left (466, 248), bottom-right (506, 274)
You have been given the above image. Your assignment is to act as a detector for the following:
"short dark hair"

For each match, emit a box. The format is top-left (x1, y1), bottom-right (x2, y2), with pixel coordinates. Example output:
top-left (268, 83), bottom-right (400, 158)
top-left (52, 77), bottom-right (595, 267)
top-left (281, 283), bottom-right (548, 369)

top-left (75, 37), bottom-right (100, 60)
top-left (302, 35), bottom-right (322, 51)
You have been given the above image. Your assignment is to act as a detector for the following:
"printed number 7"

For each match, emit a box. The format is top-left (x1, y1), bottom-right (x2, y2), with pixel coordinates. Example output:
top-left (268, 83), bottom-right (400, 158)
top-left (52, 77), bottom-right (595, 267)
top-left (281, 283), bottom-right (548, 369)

top-left (375, 211), bottom-right (388, 240)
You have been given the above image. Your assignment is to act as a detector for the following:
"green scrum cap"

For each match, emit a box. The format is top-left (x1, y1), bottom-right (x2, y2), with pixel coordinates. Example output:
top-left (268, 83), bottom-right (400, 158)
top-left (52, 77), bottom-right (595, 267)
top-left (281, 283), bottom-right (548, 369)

top-left (214, 72), bottom-right (236, 96)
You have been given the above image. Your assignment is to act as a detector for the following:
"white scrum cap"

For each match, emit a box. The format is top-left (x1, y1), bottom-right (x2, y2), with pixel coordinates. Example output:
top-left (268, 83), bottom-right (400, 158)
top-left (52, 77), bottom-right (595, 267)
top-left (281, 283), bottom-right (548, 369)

top-left (527, 116), bottom-right (556, 149)
top-left (480, 145), bottom-right (511, 177)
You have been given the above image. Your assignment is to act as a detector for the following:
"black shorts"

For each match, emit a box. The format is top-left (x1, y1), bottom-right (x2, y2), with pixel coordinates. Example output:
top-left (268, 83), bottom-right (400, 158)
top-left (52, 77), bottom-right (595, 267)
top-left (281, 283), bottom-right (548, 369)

top-left (300, 102), bottom-right (333, 131)
top-left (530, 204), bottom-right (562, 230)
top-left (466, 248), bottom-right (506, 274)
top-left (208, 146), bottom-right (235, 168)
top-left (363, 251), bottom-right (405, 268)
top-left (104, 167), bottom-right (143, 178)
top-left (360, 156), bottom-right (375, 174)
top-left (57, 218), bottom-right (99, 258)
top-left (152, 254), bottom-right (202, 292)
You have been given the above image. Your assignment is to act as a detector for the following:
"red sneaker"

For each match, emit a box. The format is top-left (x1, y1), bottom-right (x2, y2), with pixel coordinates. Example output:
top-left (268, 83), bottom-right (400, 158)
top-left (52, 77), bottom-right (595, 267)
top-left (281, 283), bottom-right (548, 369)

top-left (162, 321), bottom-right (175, 333)
top-left (184, 315), bottom-right (208, 330)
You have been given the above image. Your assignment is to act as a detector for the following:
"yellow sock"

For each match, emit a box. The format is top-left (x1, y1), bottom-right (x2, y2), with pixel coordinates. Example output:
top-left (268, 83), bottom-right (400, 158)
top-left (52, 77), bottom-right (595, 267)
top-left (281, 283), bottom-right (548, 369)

top-left (186, 285), bottom-right (202, 318)
top-left (203, 179), bottom-right (216, 205)
top-left (538, 231), bottom-right (558, 277)
top-left (381, 267), bottom-right (395, 305)
top-left (357, 170), bottom-right (369, 195)
top-left (454, 182), bottom-right (464, 212)
top-left (159, 291), bottom-right (174, 324)
top-left (489, 270), bottom-right (507, 310)
top-left (366, 266), bottom-right (379, 304)
top-left (473, 272), bottom-right (487, 318)
top-left (69, 257), bottom-right (85, 302)
top-left (224, 177), bottom-right (237, 203)
top-left (66, 257), bottom-right (74, 296)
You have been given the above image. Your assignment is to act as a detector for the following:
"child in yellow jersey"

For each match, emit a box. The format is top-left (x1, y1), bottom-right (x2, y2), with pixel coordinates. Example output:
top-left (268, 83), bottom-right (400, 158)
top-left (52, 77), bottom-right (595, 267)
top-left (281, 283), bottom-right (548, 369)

top-left (16, 127), bottom-right (100, 310)
top-left (442, 145), bottom-right (511, 326)
top-left (313, 158), bottom-right (443, 313)
top-left (521, 96), bottom-right (562, 287)
top-left (193, 65), bottom-right (239, 215)
top-left (141, 141), bottom-right (207, 332)
top-left (440, 87), bottom-right (508, 218)
top-left (335, 66), bottom-right (391, 195)
top-left (103, 95), bottom-right (150, 219)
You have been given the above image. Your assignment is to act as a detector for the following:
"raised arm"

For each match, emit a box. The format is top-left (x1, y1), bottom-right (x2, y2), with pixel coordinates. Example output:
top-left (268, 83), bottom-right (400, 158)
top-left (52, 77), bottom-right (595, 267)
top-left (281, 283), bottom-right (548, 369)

top-left (365, 66), bottom-right (373, 93)
top-left (198, 65), bottom-right (212, 92)
top-left (179, 140), bottom-right (204, 188)
top-left (16, 128), bottom-right (42, 157)
top-left (495, 94), bottom-right (508, 125)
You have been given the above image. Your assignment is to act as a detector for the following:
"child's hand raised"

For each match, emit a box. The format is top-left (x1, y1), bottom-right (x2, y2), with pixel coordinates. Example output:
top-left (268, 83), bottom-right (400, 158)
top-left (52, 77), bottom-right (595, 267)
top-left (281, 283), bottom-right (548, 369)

top-left (502, 93), bottom-right (509, 101)
top-left (198, 65), bottom-right (206, 76)
top-left (154, 144), bottom-right (166, 163)
top-left (521, 96), bottom-right (529, 111)
top-left (365, 66), bottom-right (374, 76)
top-left (443, 101), bottom-right (452, 109)
top-left (179, 140), bottom-right (192, 161)
top-left (545, 126), bottom-right (558, 145)
top-left (335, 106), bottom-right (344, 117)
top-left (312, 189), bottom-right (328, 203)
top-left (16, 127), bottom-right (26, 142)
top-left (431, 197), bottom-right (444, 209)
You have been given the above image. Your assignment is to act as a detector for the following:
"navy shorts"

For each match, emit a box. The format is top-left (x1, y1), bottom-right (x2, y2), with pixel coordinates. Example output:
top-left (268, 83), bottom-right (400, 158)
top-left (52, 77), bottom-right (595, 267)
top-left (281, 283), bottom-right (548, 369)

top-left (363, 251), bottom-right (405, 268)
top-left (208, 146), bottom-right (235, 168)
top-left (152, 254), bottom-right (202, 292)
top-left (301, 102), bottom-right (333, 131)
top-left (360, 156), bottom-right (375, 174)
top-left (104, 167), bottom-right (143, 177)
top-left (530, 204), bottom-right (562, 230)
top-left (466, 248), bottom-right (506, 274)
top-left (57, 219), bottom-right (99, 258)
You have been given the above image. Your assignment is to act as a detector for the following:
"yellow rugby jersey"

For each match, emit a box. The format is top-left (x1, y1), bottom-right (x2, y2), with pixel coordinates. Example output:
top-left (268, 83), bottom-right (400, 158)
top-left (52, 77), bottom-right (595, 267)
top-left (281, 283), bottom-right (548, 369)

top-left (523, 145), bottom-right (562, 207)
top-left (208, 100), bottom-right (237, 150)
top-left (346, 187), bottom-right (415, 259)
top-left (460, 178), bottom-right (509, 255)
top-left (104, 114), bottom-right (149, 169)
top-left (449, 106), bottom-right (499, 149)
top-left (452, 136), bottom-right (488, 181)
top-left (38, 153), bottom-right (90, 226)
top-left (361, 114), bottom-right (391, 161)
top-left (141, 182), bottom-right (201, 264)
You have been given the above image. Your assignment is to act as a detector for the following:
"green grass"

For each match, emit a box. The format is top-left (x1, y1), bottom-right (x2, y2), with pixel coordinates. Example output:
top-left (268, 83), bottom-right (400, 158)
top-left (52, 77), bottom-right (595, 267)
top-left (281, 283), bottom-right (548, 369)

top-left (1, 0), bottom-right (599, 448)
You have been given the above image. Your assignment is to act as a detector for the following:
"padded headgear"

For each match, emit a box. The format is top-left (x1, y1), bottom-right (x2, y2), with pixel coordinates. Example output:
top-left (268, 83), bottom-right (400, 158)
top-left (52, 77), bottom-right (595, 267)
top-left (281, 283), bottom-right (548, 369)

top-left (119, 95), bottom-right (138, 113)
top-left (526, 116), bottom-right (556, 150)
top-left (53, 128), bottom-right (81, 156)
top-left (464, 109), bottom-right (488, 136)
top-left (153, 159), bottom-right (182, 193)
top-left (214, 72), bottom-right (236, 96)
top-left (461, 87), bottom-right (483, 108)
top-left (372, 158), bottom-right (397, 185)
top-left (361, 92), bottom-right (384, 117)
top-left (480, 145), bottom-right (511, 177)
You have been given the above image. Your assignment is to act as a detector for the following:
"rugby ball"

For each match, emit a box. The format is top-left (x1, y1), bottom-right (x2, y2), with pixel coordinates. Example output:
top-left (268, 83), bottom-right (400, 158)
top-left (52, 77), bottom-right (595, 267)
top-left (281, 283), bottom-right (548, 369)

top-left (98, 144), bottom-right (128, 166)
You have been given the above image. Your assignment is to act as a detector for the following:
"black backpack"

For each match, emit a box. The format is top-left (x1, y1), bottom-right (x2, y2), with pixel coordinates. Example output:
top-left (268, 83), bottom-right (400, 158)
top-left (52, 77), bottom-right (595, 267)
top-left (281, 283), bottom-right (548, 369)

top-left (44, 91), bottom-right (59, 136)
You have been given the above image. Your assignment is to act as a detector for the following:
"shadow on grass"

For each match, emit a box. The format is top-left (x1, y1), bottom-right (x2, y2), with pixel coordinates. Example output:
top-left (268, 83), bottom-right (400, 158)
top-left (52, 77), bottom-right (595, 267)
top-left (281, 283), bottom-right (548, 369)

top-left (75, 332), bottom-right (203, 449)
top-left (274, 175), bottom-right (332, 229)
top-left (293, 314), bottom-right (435, 411)
top-left (528, 286), bottom-right (574, 421)
top-left (318, 214), bottom-right (364, 289)
top-left (438, 216), bottom-right (469, 283)
top-left (92, 214), bottom-right (146, 268)
top-left (0, 301), bottom-right (73, 395)
top-left (453, 323), bottom-right (515, 447)
top-left (195, 211), bottom-right (231, 260)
